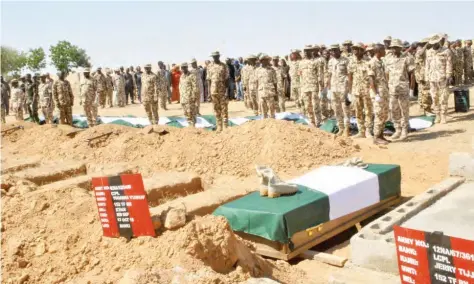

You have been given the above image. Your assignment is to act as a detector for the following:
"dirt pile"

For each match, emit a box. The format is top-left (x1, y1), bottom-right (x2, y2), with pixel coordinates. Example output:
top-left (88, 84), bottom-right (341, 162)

top-left (1, 189), bottom-right (306, 284)
top-left (2, 119), bottom-right (358, 179)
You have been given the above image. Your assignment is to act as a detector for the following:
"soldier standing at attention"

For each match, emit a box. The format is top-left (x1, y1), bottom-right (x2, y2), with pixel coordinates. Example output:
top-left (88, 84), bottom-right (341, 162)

top-left (289, 49), bottom-right (302, 113)
top-left (348, 43), bottom-right (373, 138)
top-left (129, 66), bottom-right (138, 100)
top-left (31, 73), bottom-right (41, 124)
top-left (10, 80), bottom-right (26, 121)
top-left (135, 66), bottom-right (143, 103)
top-left (241, 57), bottom-right (251, 109)
top-left (179, 62), bottom-right (198, 127)
top-left (453, 40), bottom-right (464, 86)
top-left (207, 51), bottom-right (229, 132)
top-left (415, 38), bottom-right (432, 114)
top-left (256, 54), bottom-right (277, 119)
top-left (320, 49), bottom-right (332, 120)
top-left (342, 40), bottom-right (353, 58)
top-left (190, 58), bottom-right (204, 115)
top-left (425, 35), bottom-right (453, 124)
top-left (247, 55), bottom-right (259, 115)
top-left (327, 44), bottom-right (351, 136)
top-left (93, 67), bottom-right (107, 108)
top-left (80, 68), bottom-right (98, 127)
top-left (113, 68), bottom-right (126, 107)
top-left (105, 70), bottom-right (114, 108)
top-left (141, 64), bottom-right (160, 125)
top-left (299, 45), bottom-right (320, 126)
top-left (464, 40), bottom-right (473, 84)
top-left (38, 74), bottom-right (54, 124)
top-left (25, 74), bottom-right (35, 122)
top-left (157, 62), bottom-right (169, 110)
top-left (53, 71), bottom-right (74, 125)
top-left (369, 44), bottom-right (390, 145)
top-left (271, 56), bottom-right (285, 112)
top-left (386, 39), bottom-right (415, 141)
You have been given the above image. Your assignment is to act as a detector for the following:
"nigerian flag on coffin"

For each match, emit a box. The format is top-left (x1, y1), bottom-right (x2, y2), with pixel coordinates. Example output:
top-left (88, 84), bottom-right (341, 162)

top-left (213, 164), bottom-right (401, 244)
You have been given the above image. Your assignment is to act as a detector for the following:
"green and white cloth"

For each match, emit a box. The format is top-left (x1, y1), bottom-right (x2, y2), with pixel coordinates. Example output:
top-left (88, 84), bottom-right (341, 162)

top-left (213, 164), bottom-right (401, 244)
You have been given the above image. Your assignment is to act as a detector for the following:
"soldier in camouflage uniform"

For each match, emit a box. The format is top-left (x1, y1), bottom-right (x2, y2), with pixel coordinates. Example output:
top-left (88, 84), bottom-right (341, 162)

top-left (320, 49), bottom-right (332, 120)
top-left (141, 64), bottom-right (160, 125)
top-left (38, 74), bottom-right (54, 124)
top-left (25, 74), bottom-right (40, 123)
top-left (299, 45), bottom-right (320, 126)
top-left (207, 51), bottom-right (229, 132)
top-left (368, 44), bottom-right (390, 145)
top-left (452, 40), bottom-right (464, 86)
top-left (179, 62), bottom-right (198, 127)
top-left (415, 38), bottom-right (432, 114)
top-left (156, 64), bottom-right (169, 110)
top-left (80, 68), bottom-right (98, 127)
top-left (190, 58), bottom-right (204, 115)
top-left (328, 44), bottom-right (351, 136)
top-left (425, 35), bottom-right (453, 124)
top-left (272, 56), bottom-right (285, 112)
top-left (105, 70), bottom-right (114, 108)
top-left (256, 55), bottom-right (277, 119)
top-left (342, 40), bottom-right (352, 58)
top-left (289, 49), bottom-right (302, 113)
top-left (10, 80), bottom-right (25, 121)
top-left (94, 67), bottom-right (108, 109)
top-left (246, 55), bottom-right (259, 115)
top-left (53, 71), bottom-right (74, 125)
top-left (464, 40), bottom-right (473, 84)
top-left (348, 43), bottom-right (373, 138)
top-left (386, 39), bottom-right (415, 141)
top-left (241, 56), bottom-right (252, 109)
top-left (113, 68), bottom-right (126, 107)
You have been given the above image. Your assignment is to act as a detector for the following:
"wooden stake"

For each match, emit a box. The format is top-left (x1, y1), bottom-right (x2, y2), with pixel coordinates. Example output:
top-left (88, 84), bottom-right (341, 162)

top-left (299, 250), bottom-right (348, 267)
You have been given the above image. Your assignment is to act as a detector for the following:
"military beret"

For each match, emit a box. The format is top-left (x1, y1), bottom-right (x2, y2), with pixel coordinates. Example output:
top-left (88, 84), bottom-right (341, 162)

top-left (181, 62), bottom-right (188, 67)
top-left (144, 64), bottom-right (152, 68)
top-left (211, 51), bottom-right (220, 56)
top-left (384, 36), bottom-right (392, 41)
top-left (429, 35), bottom-right (442, 45)
top-left (390, 39), bottom-right (404, 48)
top-left (403, 41), bottom-right (410, 48)
top-left (83, 68), bottom-right (91, 73)
top-left (303, 45), bottom-right (314, 51)
top-left (329, 44), bottom-right (340, 50)
top-left (343, 40), bottom-right (352, 45)
top-left (190, 58), bottom-right (197, 63)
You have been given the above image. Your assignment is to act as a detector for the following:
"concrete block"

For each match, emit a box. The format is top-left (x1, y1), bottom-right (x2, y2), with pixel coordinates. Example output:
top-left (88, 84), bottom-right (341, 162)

top-left (328, 264), bottom-right (400, 284)
top-left (1, 156), bottom-right (42, 174)
top-left (143, 172), bottom-right (202, 206)
top-left (163, 205), bottom-right (186, 230)
top-left (449, 152), bottom-right (474, 181)
top-left (14, 161), bottom-right (87, 185)
top-left (350, 232), bottom-right (399, 274)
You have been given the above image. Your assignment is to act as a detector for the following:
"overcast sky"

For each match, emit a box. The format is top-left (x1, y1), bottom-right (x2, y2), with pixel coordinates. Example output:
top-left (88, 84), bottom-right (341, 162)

top-left (2, 1), bottom-right (474, 73)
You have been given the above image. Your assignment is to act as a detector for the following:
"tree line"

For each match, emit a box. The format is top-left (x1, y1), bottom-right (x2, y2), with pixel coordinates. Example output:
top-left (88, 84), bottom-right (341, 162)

top-left (1, 40), bottom-right (91, 78)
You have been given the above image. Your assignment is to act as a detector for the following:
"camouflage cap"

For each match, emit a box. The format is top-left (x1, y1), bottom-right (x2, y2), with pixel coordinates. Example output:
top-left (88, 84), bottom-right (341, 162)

top-left (313, 44), bottom-right (321, 49)
top-left (290, 49), bottom-right (301, 54)
top-left (320, 44), bottom-right (326, 49)
top-left (272, 55), bottom-right (280, 60)
top-left (211, 51), bottom-right (220, 56)
top-left (246, 54), bottom-right (257, 60)
top-left (303, 45), bottom-right (314, 50)
top-left (144, 64), bottom-right (152, 68)
top-left (115, 68), bottom-right (121, 72)
top-left (420, 37), bottom-right (430, 43)
top-left (390, 39), bottom-right (404, 48)
top-left (259, 53), bottom-right (271, 60)
top-left (466, 39), bottom-right (472, 43)
top-left (190, 58), bottom-right (197, 63)
top-left (33, 72), bottom-right (40, 77)
top-left (429, 35), bottom-right (442, 45)
top-left (329, 44), bottom-right (340, 50)
top-left (83, 68), bottom-right (91, 73)
top-left (343, 40), bottom-right (352, 45)
top-left (11, 79), bottom-right (18, 84)
top-left (181, 62), bottom-right (188, 67)
top-left (365, 43), bottom-right (375, 51)
top-left (352, 42), bottom-right (364, 49)
top-left (384, 36), bottom-right (392, 41)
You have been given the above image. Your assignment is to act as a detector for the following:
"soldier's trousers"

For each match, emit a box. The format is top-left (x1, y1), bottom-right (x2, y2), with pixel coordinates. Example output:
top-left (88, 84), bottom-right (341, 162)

top-left (41, 106), bottom-right (54, 124)
top-left (301, 92), bottom-right (316, 126)
top-left (15, 105), bottom-right (24, 121)
top-left (454, 67), bottom-right (463, 86)
top-left (291, 86), bottom-right (302, 111)
top-left (59, 106), bottom-right (73, 126)
top-left (249, 90), bottom-right (258, 115)
top-left (98, 91), bottom-right (107, 108)
top-left (373, 90), bottom-right (389, 137)
top-left (260, 96), bottom-right (275, 119)
top-left (320, 90), bottom-right (330, 120)
top-left (353, 93), bottom-right (374, 133)
top-left (277, 89), bottom-right (286, 112)
top-left (107, 90), bottom-right (113, 107)
top-left (125, 87), bottom-right (135, 104)
top-left (158, 92), bottom-right (167, 110)
top-left (143, 100), bottom-right (159, 125)
top-left (331, 92), bottom-right (350, 129)
top-left (243, 84), bottom-right (250, 109)
top-left (464, 64), bottom-right (473, 84)
top-left (117, 91), bottom-right (125, 107)
top-left (310, 91), bottom-right (322, 125)
top-left (390, 92), bottom-right (410, 131)
top-left (430, 80), bottom-right (448, 116)
top-left (211, 93), bottom-right (228, 130)
top-left (182, 101), bottom-right (196, 127)
top-left (417, 81), bottom-right (432, 112)
top-left (84, 103), bottom-right (96, 127)
top-left (1, 107), bottom-right (5, 123)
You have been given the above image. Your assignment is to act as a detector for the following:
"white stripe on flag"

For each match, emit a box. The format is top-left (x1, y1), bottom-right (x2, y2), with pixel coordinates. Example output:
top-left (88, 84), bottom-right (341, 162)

top-left (229, 117), bottom-right (250, 126)
top-left (288, 166), bottom-right (380, 220)
top-left (176, 117), bottom-right (213, 128)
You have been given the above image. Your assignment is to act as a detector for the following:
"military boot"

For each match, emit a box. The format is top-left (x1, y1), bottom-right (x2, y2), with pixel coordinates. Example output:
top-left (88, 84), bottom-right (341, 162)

top-left (373, 135), bottom-right (389, 145)
top-left (391, 128), bottom-right (402, 140)
top-left (398, 128), bottom-right (408, 141)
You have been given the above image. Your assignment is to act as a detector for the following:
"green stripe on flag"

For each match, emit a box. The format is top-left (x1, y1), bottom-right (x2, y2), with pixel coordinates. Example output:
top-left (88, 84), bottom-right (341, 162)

top-left (364, 164), bottom-right (401, 201)
top-left (213, 185), bottom-right (330, 244)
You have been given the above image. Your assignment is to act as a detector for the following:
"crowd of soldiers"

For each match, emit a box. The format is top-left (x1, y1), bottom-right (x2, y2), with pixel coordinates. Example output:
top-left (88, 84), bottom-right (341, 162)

top-left (1, 33), bottom-right (473, 143)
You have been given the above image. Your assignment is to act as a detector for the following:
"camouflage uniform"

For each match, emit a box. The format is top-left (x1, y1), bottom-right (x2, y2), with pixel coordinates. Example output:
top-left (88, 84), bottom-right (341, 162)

top-left (386, 50), bottom-right (415, 134)
top-left (247, 65), bottom-right (259, 115)
top-left (415, 46), bottom-right (432, 112)
top-left (425, 44), bottom-right (453, 121)
top-left (141, 71), bottom-right (160, 125)
top-left (11, 86), bottom-right (25, 121)
top-left (452, 47), bottom-right (464, 86)
top-left (1, 82), bottom-right (7, 123)
top-left (241, 64), bottom-right (252, 109)
top-left (207, 60), bottom-right (229, 131)
top-left (272, 64), bottom-right (285, 112)
top-left (113, 73), bottom-right (126, 107)
top-left (105, 73), bottom-right (114, 107)
top-left (464, 45), bottom-right (473, 84)
top-left (320, 58), bottom-right (331, 119)
top-left (289, 59), bottom-right (302, 112)
top-left (94, 72), bottom-right (108, 108)
top-left (80, 76), bottom-right (98, 127)
top-left (349, 57), bottom-right (373, 136)
top-left (157, 69), bottom-right (169, 110)
top-left (328, 56), bottom-right (351, 130)
top-left (256, 63), bottom-right (277, 119)
top-left (38, 81), bottom-right (54, 124)
top-left (25, 80), bottom-right (40, 123)
top-left (368, 56), bottom-right (389, 139)
top-left (179, 70), bottom-right (198, 127)
top-left (300, 56), bottom-right (321, 125)
top-left (52, 79), bottom-right (74, 125)
top-left (190, 65), bottom-right (203, 114)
